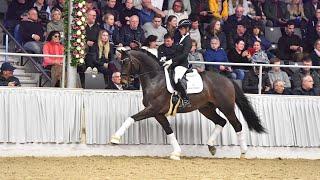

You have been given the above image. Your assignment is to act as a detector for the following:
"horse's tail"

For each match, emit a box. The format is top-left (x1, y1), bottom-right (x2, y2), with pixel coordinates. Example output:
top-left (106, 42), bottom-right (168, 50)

top-left (232, 81), bottom-right (266, 133)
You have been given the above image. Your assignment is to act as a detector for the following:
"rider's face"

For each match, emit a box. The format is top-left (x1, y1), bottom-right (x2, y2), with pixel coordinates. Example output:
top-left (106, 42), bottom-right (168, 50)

top-left (178, 27), bottom-right (187, 35)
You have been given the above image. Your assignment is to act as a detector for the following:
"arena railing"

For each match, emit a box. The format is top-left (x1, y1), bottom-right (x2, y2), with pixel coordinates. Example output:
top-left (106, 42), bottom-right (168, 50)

top-left (189, 61), bottom-right (320, 94)
top-left (0, 52), bottom-right (66, 87)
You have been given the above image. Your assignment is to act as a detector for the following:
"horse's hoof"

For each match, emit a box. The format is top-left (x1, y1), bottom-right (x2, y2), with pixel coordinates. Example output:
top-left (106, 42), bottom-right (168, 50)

top-left (110, 135), bottom-right (120, 145)
top-left (208, 145), bottom-right (216, 156)
top-left (240, 145), bottom-right (248, 154)
top-left (170, 152), bottom-right (181, 160)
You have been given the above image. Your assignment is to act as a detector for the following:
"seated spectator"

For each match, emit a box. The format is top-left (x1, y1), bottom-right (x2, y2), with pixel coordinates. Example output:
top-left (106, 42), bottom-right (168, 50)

top-left (224, 5), bottom-right (251, 36)
top-left (305, 8), bottom-right (320, 40)
top-left (142, 14), bottom-right (167, 46)
top-left (305, 21), bottom-right (320, 53)
top-left (247, 0), bottom-right (267, 26)
top-left (165, 0), bottom-right (189, 23)
top-left (0, 62), bottom-right (21, 87)
top-left (268, 57), bottom-right (291, 88)
top-left (204, 37), bottom-right (235, 79)
top-left (101, 13), bottom-right (121, 46)
top-left (166, 15), bottom-right (178, 37)
top-left (291, 57), bottom-right (320, 89)
top-left (248, 24), bottom-right (271, 51)
top-left (119, 0), bottom-right (140, 26)
top-left (278, 20), bottom-right (303, 62)
top-left (85, 9), bottom-right (100, 54)
top-left (243, 67), bottom-right (271, 94)
top-left (189, 16), bottom-right (202, 50)
top-left (33, 0), bottom-right (51, 28)
top-left (106, 72), bottom-right (125, 90)
top-left (191, 0), bottom-right (214, 24)
top-left (227, 21), bottom-right (251, 50)
top-left (46, 8), bottom-right (64, 42)
top-left (229, 0), bottom-right (249, 15)
top-left (158, 33), bottom-right (176, 64)
top-left (208, 0), bottom-right (228, 21)
top-left (86, 0), bottom-right (102, 24)
top-left (227, 38), bottom-right (251, 80)
top-left (52, 0), bottom-right (64, 13)
top-left (43, 31), bottom-right (64, 87)
top-left (268, 80), bottom-right (292, 95)
top-left (292, 74), bottom-right (320, 95)
top-left (141, 35), bottom-right (158, 57)
top-left (287, 0), bottom-right (308, 28)
top-left (119, 15), bottom-right (145, 50)
top-left (188, 39), bottom-right (205, 72)
top-left (101, 0), bottom-right (121, 26)
top-left (20, 8), bottom-right (45, 54)
top-left (248, 40), bottom-right (270, 64)
top-left (139, 0), bottom-right (165, 25)
top-left (203, 20), bottom-right (227, 50)
top-left (310, 39), bottom-right (320, 67)
top-left (263, 0), bottom-right (290, 27)
top-left (168, 0), bottom-right (191, 15)
top-left (303, 0), bottom-right (320, 20)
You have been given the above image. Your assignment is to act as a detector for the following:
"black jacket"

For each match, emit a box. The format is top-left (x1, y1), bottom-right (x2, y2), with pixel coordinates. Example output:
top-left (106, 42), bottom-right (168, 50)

top-left (0, 75), bottom-right (21, 86)
top-left (85, 23), bottom-right (101, 53)
top-left (267, 88), bottom-right (292, 95)
top-left (119, 25), bottom-right (145, 47)
top-left (172, 34), bottom-right (192, 68)
top-left (158, 44), bottom-right (176, 60)
top-left (278, 33), bottom-right (302, 61)
top-left (20, 20), bottom-right (45, 43)
top-left (243, 70), bottom-right (271, 94)
top-left (85, 43), bottom-right (115, 68)
top-left (292, 87), bottom-right (320, 96)
top-left (291, 69), bottom-right (320, 89)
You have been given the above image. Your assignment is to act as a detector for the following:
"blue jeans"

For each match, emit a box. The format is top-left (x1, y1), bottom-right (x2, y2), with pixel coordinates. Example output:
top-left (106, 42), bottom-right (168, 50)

top-left (233, 69), bottom-right (245, 80)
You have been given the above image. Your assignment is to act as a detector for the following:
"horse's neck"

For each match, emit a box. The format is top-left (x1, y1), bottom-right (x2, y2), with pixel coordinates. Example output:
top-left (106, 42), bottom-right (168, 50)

top-left (139, 71), bottom-right (165, 91)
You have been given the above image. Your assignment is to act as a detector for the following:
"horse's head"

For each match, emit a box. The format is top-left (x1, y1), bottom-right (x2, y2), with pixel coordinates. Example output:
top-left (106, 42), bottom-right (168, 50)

top-left (117, 48), bottom-right (140, 76)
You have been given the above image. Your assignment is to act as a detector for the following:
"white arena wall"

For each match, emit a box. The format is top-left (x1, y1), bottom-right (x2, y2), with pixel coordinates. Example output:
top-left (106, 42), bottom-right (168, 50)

top-left (0, 87), bottom-right (319, 147)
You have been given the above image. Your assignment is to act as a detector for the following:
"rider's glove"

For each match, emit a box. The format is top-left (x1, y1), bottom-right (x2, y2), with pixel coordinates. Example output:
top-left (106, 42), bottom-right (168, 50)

top-left (159, 56), bottom-right (167, 62)
top-left (162, 59), bottom-right (173, 67)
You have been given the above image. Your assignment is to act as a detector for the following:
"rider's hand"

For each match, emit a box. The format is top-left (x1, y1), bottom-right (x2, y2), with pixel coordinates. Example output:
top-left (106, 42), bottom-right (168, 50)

top-left (159, 56), bottom-right (167, 62)
top-left (163, 59), bottom-right (173, 67)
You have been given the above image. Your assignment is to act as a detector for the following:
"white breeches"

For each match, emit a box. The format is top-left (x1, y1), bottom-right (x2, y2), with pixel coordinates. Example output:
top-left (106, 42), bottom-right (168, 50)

top-left (174, 66), bottom-right (188, 84)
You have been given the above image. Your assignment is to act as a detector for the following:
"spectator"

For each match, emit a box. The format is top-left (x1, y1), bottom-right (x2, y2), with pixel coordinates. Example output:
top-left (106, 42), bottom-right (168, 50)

top-left (42, 31), bottom-right (64, 87)
top-left (46, 8), bottom-right (64, 42)
top-left (189, 16), bottom-right (202, 50)
top-left (287, 0), bottom-right (307, 28)
top-left (0, 62), bottom-right (21, 87)
top-left (248, 40), bottom-right (270, 64)
top-left (306, 8), bottom-right (320, 38)
top-left (243, 67), bottom-right (271, 94)
top-left (85, 9), bottom-right (100, 54)
top-left (191, 0), bottom-right (213, 24)
top-left (247, 0), bottom-right (267, 26)
top-left (165, 15), bottom-right (178, 37)
top-left (119, 0), bottom-right (140, 26)
top-left (106, 72), bottom-right (125, 90)
top-left (141, 35), bottom-right (158, 57)
top-left (33, 0), bottom-right (51, 28)
top-left (86, 0), bottom-right (102, 24)
top-left (119, 15), bottom-right (145, 49)
top-left (224, 5), bottom-right (251, 36)
top-left (229, 0), bottom-right (249, 15)
top-left (228, 21), bottom-right (251, 50)
top-left (263, 0), bottom-right (290, 27)
top-left (204, 37), bottom-right (234, 78)
top-left (20, 8), bottom-right (45, 54)
top-left (101, 13), bottom-right (121, 46)
top-left (188, 39), bottom-right (205, 72)
top-left (310, 39), bottom-right (320, 67)
top-left (142, 14), bottom-right (167, 46)
top-left (165, 0), bottom-right (189, 23)
top-left (293, 75), bottom-right (320, 95)
top-left (139, 0), bottom-right (165, 25)
top-left (203, 19), bottom-right (227, 50)
top-left (268, 80), bottom-right (292, 95)
top-left (268, 57), bottom-right (291, 88)
top-left (168, 0), bottom-right (191, 15)
top-left (303, 0), bottom-right (320, 20)
top-left (208, 0), bottom-right (229, 21)
top-left (101, 0), bottom-right (121, 26)
top-left (248, 24), bottom-right (271, 50)
top-left (278, 20), bottom-right (303, 61)
top-left (291, 57), bottom-right (320, 89)
top-left (52, 0), bottom-right (64, 12)
top-left (305, 21), bottom-right (320, 53)
top-left (158, 33), bottom-right (176, 64)
top-left (227, 38), bottom-right (251, 80)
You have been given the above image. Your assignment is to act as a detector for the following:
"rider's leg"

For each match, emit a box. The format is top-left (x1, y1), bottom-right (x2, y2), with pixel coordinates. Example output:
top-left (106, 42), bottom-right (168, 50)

top-left (174, 66), bottom-right (190, 106)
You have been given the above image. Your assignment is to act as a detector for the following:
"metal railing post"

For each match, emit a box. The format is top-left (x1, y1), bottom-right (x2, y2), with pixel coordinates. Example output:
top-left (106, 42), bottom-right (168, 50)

top-left (5, 34), bottom-right (8, 62)
top-left (62, 56), bottom-right (66, 88)
top-left (258, 65), bottom-right (263, 95)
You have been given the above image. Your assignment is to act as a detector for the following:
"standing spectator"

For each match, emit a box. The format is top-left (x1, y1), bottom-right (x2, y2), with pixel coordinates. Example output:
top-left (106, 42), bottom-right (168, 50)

top-left (278, 20), bottom-right (303, 61)
top-left (287, 0), bottom-right (307, 28)
top-left (101, 13), bottom-right (121, 46)
top-left (291, 57), bottom-right (320, 89)
top-left (311, 39), bottom-right (320, 67)
top-left (142, 14), bottom-right (167, 45)
top-left (208, 0), bottom-right (229, 21)
top-left (189, 16), bottom-right (202, 50)
top-left (248, 24), bottom-right (271, 51)
top-left (243, 67), bottom-right (271, 94)
top-left (165, 0), bottom-right (189, 23)
top-left (119, 0), bottom-right (140, 26)
top-left (188, 39), bottom-right (205, 72)
top-left (248, 40), bottom-right (270, 64)
top-left (264, 0), bottom-right (290, 27)
top-left (293, 75), bottom-right (320, 95)
top-left (227, 38), bottom-right (251, 80)
top-left (43, 31), bottom-right (64, 87)
top-left (106, 72), bottom-right (125, 90)
top-left (0, 62), bottom-right (21, 87)
top-left (203, 20), bottom-right (227, 50)
top-left (33, 0), bottom-right (51, 28)
top-left (139, 0), bottom-right (165, 25)
top-left (303, 0), bottom-right (320, 20)
top-left (85, 9), bottom-right (100, 54)
top-left (166, 15), bottom-right (178, 37)
top-left (46, 8), bottom-right (64, 41)
top-left (141, 35), bottom-right (158, 57)
top-left (268, 58), bottom-right (291, 88)
top-left (20, 8), bottom-right (45, 54)
top-left (268, 80), bottom-right (292, 95)
top-left (229, 0), bottom-right (249, 15)
top-left (168, 0), bottom-right (191, 15)
top-left (119, 15), bottom-right (145, 49)
top-left (158, 33), bottom-right (176, 63)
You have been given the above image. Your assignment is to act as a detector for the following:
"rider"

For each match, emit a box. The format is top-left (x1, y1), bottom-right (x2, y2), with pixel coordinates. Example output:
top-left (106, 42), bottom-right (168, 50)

top-left (163, 19), bottom-right (192, 108)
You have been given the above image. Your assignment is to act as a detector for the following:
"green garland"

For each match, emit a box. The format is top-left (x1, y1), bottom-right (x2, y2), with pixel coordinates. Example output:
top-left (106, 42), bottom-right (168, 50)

top-left (64, 0), bottom-right (87, 66)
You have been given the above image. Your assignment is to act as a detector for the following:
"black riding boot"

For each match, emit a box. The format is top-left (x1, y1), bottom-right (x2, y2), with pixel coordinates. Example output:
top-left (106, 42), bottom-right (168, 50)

top-left (175, 80), bottom-right (191, 108)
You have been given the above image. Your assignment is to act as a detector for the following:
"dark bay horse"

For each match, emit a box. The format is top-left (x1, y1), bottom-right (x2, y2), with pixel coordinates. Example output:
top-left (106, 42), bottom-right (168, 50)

top-left (110, 49), bottom-right (266, 160)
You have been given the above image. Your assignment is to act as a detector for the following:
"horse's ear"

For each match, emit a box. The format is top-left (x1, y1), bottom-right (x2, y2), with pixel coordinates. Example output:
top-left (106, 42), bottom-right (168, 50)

top-left (116, 47), bottom-right (129, 57)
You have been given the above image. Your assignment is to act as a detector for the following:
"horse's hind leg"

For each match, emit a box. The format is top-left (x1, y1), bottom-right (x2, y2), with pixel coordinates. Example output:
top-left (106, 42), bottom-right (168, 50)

top-left (155, 114), bottom-right (181, 160)
top-left (199, 104), bottom-right (227, 156)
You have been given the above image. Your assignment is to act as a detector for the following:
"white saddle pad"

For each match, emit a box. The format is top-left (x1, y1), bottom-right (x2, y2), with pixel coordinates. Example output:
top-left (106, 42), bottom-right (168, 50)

top-left (164, 67), bottom-right (203, 94)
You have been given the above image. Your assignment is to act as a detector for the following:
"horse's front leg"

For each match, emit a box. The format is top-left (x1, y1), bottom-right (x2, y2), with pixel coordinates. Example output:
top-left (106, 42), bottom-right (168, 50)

top-left (110, 106), bottom-right (156, 144)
